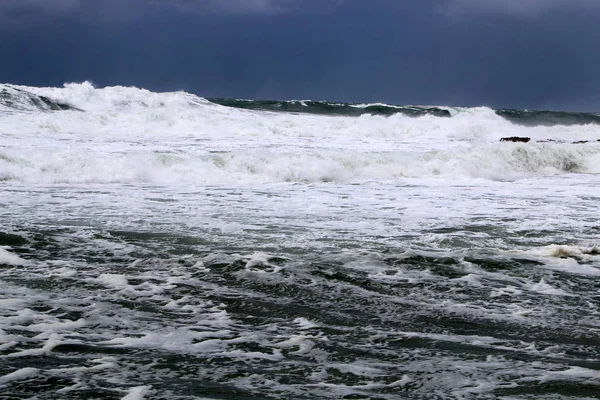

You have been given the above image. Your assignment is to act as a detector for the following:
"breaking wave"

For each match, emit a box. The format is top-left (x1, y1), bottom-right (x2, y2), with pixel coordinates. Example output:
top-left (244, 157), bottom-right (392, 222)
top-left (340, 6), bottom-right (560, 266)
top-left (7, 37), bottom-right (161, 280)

top-left (1, 144), bottom-right (599, 184)
top-left (1, 82), bottom-right (600, 184)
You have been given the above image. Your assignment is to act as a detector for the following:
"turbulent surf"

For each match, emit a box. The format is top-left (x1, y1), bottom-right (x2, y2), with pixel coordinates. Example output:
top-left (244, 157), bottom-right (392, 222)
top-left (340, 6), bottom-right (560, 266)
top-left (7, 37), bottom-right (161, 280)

top-left (1, 82), bottom-right (599, 399)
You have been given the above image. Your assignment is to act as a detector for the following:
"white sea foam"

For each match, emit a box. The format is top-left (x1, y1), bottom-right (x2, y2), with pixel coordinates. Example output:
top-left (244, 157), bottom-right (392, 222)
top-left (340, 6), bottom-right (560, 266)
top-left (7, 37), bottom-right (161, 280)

top-left (121, 385), bottom-right (152, 400)
top-left (520, 365), bottom-right (600, 384)
top-left (294, 317), bottom-right (320, 329)
top-left (4, 333), bottom-right (64, 358)
top-left (1, 140), bottom-right (598, 184)
top-left (0, 247), bottom-right (27, 266)
top-left (0, 367), bottom-right (40, 385)
top-left (528, 244), bottom-right (599, 260)
top-left (96, 273), bottom-right (129, 289)
top-left (530, 278), bottom-right (571, 296)
top-left (515, 245), bottom-right (600, 276)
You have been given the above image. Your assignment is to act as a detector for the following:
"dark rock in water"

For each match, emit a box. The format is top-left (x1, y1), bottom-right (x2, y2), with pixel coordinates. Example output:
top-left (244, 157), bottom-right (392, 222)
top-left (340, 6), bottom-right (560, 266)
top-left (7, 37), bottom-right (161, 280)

top-left (500, 136), bottom-right (531, 143)
top-left (538, 139), bottom-right (560, 143)
top-left (502, 137), bottom-right (599, 144)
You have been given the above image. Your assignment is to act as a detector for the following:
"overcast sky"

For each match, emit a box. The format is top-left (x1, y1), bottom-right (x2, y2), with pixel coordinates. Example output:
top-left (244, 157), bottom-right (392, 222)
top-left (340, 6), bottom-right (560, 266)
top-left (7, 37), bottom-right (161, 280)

top-left (1, 0), bottom-right (600, 110)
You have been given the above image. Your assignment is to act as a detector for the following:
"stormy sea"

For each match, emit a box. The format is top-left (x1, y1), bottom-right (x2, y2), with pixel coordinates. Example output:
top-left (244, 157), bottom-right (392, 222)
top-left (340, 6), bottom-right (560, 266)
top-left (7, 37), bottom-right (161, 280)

top-left (1, 82), bottom-right (599, 400)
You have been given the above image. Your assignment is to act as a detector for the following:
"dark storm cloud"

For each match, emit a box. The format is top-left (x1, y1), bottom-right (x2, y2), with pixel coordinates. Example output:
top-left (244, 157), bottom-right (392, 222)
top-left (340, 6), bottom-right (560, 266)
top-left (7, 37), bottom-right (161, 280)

top-left (0, 0), bottom-right (343, 29)
top-left (443, 0), bottom-right (600, 18)
top-left (0, 0), bottom-right (80, 15)
top-left (3, 0), bottom-right (344, 18)
top-left (153, 0), bottom-right (344, 15)
top-left (161, 0), bottom-right (289, 15)
top-left (0, 0), bottom-right (80, 29)
top-left (433, 0), bottom-right (600, 110)
top-left (2, 0), bottom-right (600, 110)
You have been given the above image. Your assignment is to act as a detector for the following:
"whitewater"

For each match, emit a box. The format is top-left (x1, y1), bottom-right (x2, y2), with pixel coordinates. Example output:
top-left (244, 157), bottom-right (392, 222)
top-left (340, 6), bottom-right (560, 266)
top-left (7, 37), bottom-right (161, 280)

top-left (1, 82), bottom-right (599, 399)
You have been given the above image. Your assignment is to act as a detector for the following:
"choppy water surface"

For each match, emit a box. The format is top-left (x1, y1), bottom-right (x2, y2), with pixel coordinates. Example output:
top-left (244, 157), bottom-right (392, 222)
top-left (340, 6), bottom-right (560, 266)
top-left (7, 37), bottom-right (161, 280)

top-left (1, 83), bottom-right (600, 399)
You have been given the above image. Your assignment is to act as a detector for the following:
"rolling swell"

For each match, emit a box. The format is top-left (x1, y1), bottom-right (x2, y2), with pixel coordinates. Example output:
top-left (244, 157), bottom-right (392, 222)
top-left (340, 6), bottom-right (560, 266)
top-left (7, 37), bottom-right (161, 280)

top-left (497, 109), bottom-right (600, 126)
top-left (208, 98), bottom-right (453, 118)
top-left (210, 98), bottom-right (600, 126)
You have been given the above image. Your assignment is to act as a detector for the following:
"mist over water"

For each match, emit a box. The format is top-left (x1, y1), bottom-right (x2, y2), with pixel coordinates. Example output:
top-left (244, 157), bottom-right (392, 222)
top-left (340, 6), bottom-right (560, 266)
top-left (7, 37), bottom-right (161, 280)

top-left (1, 82), bottom-right (600, 399)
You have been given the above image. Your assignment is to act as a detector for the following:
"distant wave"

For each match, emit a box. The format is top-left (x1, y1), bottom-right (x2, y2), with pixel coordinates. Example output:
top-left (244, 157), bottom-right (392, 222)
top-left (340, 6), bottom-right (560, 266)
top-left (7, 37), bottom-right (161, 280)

top-left (2, 82), bottom-right (600, 127)
top-left (208, 99), bottom-right (600, 127)
top-left (208, 99), bottom-right (453, 118)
